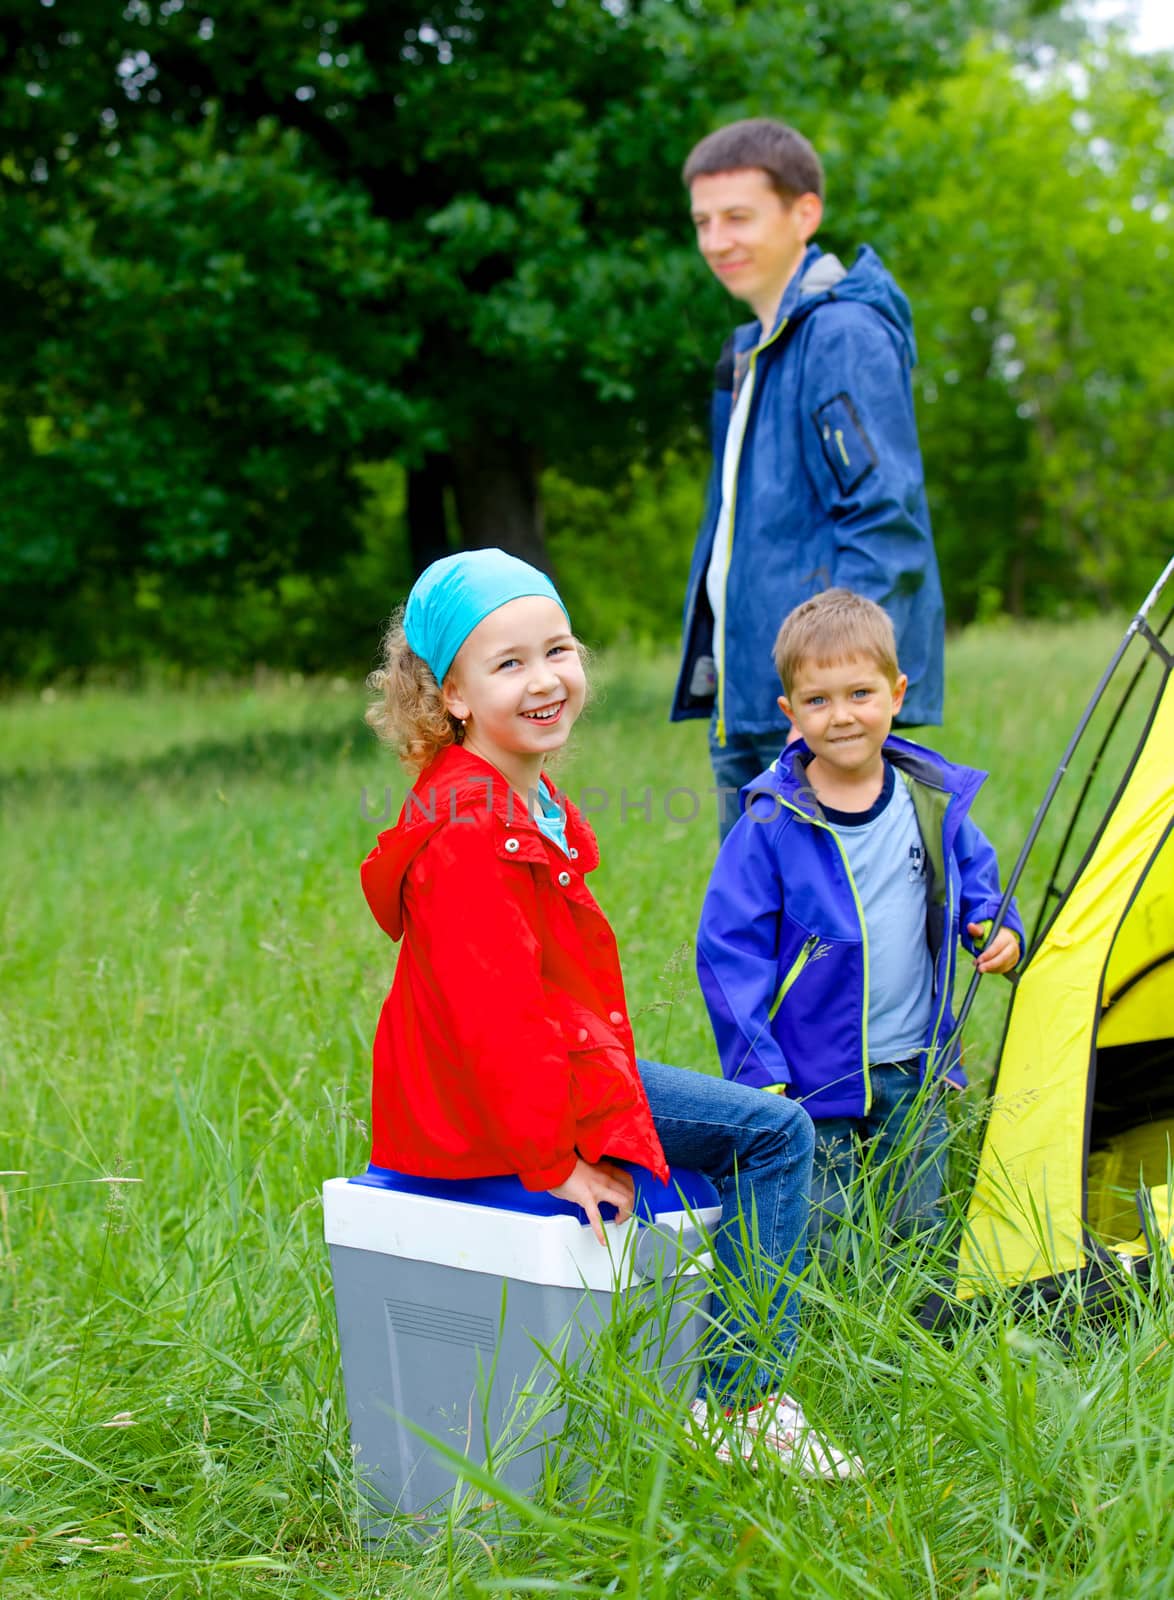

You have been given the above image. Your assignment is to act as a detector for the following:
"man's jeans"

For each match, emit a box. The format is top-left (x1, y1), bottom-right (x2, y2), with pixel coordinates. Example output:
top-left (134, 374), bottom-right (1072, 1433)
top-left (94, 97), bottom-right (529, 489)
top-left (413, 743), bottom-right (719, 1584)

top-left (638, 1059), bottom-right (813, 1405)
top-left (708, 724), bottom-right (787, 842)
top-left (809, 1063), bottom-right (951, 1262)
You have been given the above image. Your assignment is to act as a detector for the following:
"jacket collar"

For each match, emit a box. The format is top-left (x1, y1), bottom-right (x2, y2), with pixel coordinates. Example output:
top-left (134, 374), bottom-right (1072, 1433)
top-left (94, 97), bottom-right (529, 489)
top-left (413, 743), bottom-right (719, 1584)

top-left (752, 734), bottom-right (987, 820)
top-left (733, 243), bottom-right (839, 351)
top-left (412, 745), bottom-right (600, 869)
top-left (732, 242), bottom-right (914, 355)
top-left (361, 745), bottom-right (599, 941)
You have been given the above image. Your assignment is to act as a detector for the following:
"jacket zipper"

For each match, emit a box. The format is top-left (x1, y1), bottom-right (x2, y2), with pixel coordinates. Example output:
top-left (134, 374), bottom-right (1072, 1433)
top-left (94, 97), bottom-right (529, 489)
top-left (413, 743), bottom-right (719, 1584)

top-left (714, 316), bottom-right (789, 747)
top-left (768, 933), bottom-right (819, 1020)
top-left (777, 797), bottom-right (871, 1112)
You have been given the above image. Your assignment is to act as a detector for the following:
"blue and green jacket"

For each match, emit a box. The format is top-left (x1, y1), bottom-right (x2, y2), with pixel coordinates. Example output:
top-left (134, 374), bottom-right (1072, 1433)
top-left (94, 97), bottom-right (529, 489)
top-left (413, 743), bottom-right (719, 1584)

top-left (696, 736), bottom-right (1024, 1119)
top-left (671, 244), bottom-right (945, 740)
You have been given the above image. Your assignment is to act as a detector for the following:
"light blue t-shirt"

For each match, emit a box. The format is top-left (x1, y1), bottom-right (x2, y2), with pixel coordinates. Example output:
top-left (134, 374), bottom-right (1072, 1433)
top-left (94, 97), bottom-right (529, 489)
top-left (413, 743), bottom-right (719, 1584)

top-left (532, 777), bottom-right (570, 856)
top-left (823, 762), bottom-right (934, 1064)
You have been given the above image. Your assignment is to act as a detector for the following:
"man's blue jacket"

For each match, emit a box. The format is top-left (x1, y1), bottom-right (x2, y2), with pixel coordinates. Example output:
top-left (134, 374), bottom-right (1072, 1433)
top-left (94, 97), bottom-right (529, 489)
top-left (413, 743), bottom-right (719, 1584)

top-left (671, 244), bottom-right (945, 741)
top-left (696, 737), bottom-right (1024, 1120)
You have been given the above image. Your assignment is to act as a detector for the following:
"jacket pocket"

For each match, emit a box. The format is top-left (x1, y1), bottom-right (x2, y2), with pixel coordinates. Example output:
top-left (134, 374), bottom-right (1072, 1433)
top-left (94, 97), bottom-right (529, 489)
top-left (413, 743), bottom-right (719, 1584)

top-left (769, 933), bottom-right (822, 1020)
top-left (559, 1003), bottom-right (642, 1126)
top-left (812, 393), bottom-right (877, 498)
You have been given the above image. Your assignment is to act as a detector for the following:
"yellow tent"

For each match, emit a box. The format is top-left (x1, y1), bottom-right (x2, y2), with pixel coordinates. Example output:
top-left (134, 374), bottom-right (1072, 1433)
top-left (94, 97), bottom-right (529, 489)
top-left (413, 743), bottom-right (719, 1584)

top-left (957, 562), bottom-right (1174, 1298)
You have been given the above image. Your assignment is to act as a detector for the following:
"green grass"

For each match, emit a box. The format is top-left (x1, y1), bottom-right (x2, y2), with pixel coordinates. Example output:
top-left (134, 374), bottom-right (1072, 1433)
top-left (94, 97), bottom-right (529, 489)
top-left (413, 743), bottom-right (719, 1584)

top-left (2, 616), bottom-right (1172, 1598)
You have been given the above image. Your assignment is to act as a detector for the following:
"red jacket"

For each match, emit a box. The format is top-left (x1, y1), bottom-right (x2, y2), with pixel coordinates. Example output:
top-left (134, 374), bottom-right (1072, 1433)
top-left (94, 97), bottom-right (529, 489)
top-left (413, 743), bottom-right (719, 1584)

top-left (360, 745), bottom-right (668, 1191)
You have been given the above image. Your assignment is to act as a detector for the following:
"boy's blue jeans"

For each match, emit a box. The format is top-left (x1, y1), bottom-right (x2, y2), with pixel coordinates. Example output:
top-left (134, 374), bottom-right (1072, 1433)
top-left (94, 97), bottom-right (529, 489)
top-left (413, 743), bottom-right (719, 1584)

top-left (809, 1062), bottom-right (952, 1261)
top-left (637, 1059), bottom-right (814, 1406)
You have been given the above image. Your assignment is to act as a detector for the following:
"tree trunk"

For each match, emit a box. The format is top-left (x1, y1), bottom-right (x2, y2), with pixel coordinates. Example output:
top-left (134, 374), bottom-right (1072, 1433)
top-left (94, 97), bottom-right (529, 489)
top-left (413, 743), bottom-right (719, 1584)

top-left (450, 432), bottom-right (550, 574)
top-left (406, 454), bottom-right (451, 577)
top-left (1008, 536), bottom-right (1027, 617)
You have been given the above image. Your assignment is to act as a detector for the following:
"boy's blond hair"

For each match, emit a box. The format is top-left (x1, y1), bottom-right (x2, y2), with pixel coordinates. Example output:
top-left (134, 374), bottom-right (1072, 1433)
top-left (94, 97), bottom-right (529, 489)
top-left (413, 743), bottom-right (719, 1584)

top-left (773, 588), bottom-right (900, 694)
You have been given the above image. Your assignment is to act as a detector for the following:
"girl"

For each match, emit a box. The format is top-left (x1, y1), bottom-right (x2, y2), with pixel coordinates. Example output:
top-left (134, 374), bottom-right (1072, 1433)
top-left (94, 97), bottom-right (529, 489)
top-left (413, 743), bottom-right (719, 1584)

top-left (360, 548), bottom-right (852, 1477)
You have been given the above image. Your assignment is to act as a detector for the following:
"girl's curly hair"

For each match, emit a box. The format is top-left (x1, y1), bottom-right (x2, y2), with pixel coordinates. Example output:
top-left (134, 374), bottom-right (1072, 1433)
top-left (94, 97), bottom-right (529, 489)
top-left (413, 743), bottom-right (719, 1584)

top-left (365, 607), bottom-right (462, 775)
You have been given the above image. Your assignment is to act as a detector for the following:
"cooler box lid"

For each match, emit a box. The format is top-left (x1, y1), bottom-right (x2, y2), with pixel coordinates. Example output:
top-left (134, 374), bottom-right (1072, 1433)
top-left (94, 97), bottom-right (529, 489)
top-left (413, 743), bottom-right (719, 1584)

top-left (323, 1164), bottom-right (720, 1291)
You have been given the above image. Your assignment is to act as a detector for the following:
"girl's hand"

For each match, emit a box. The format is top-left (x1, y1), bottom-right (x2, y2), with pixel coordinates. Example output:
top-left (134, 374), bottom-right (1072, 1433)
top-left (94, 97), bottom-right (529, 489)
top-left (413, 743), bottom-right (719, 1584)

top-left (969, 922), bottom-right (1021, 975)
top-left (549, 1158), bottom-right (636, 1246)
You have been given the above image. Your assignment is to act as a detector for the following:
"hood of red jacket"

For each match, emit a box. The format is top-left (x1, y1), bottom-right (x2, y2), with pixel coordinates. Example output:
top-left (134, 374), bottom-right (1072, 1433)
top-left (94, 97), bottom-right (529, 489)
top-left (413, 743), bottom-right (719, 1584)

top-left (360, 745), bottom-right (592, 942)
top-left (360, 818), bottom-right (439, 945)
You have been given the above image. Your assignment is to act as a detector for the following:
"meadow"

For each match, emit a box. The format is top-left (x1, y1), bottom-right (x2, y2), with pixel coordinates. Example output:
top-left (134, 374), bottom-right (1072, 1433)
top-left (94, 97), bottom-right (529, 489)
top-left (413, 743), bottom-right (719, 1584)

top-left (2, 616), bottom-right (1172, 1599)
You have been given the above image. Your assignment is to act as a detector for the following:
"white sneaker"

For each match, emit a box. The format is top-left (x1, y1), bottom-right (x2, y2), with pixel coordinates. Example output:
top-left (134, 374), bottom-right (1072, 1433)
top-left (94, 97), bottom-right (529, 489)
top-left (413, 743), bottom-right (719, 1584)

top-left (687, 1392), bottom-right (860, 1478)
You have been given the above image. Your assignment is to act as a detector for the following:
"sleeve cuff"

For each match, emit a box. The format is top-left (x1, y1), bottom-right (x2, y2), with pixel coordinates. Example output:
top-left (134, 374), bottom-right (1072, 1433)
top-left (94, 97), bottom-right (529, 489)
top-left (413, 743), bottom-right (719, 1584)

top-left (519, 1153), bottom-right (578, 1192)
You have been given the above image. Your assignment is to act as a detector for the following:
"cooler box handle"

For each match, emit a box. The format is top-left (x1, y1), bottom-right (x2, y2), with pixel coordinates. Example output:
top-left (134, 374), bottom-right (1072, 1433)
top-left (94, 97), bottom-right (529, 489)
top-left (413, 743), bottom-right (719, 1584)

top-left (632, 1218), bottom-right (711, 1280)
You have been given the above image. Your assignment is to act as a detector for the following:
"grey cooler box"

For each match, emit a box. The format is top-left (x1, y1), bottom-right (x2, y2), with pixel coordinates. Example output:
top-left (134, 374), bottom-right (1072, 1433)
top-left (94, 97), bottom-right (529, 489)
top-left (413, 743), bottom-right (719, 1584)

top-left (324, 1164), bottom-right (721, 1523)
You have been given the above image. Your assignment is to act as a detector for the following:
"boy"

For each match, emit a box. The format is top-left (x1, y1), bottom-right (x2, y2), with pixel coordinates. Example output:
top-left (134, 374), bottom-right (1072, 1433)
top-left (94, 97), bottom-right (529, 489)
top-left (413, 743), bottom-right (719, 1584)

top-left (696, 589), bottom-right (1022, 1256)
top-left (669, 118), bottom-right (945, 840)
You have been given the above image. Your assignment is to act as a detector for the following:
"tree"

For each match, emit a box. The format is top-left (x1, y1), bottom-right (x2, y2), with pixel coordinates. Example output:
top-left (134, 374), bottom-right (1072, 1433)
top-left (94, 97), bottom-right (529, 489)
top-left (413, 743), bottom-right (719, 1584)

top-left (2, 122), bottom-right (412, 593)
top-left (1, 0), bottom-right (1014, 631)
top-left (872, 40), bottom-right (1174, 616)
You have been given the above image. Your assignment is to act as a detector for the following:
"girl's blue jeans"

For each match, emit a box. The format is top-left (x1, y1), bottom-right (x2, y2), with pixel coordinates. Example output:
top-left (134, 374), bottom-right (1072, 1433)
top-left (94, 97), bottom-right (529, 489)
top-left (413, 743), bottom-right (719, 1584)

top-left (637, 1059), bottom-right (814, 1406)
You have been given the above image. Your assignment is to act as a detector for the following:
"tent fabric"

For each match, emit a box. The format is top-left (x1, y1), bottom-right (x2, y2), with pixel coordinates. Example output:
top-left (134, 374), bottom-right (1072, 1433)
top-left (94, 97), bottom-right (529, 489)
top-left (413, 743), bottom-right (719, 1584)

top-left (1098, 826), bottom-right (1174, 1049)
top-left (957, 664), bottom-right (1174, 1294)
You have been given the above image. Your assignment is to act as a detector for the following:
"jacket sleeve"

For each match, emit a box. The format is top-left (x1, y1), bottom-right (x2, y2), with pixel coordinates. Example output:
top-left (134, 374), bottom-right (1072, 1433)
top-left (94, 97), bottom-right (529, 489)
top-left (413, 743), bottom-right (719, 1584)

top-left (799, 305), bottom-right (935, 627)
top-left (696, 803), bottom-right (792, 1088)
top-left (953, 814), bottom-right (1026, 958)
top-left (411, 819), bottom-right (578, 1191)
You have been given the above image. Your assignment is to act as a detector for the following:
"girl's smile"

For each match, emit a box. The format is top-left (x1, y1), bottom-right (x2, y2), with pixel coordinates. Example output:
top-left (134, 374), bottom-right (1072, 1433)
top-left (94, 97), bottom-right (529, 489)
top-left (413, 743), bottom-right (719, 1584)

top-left (442, 595), bottom-right (586, 797)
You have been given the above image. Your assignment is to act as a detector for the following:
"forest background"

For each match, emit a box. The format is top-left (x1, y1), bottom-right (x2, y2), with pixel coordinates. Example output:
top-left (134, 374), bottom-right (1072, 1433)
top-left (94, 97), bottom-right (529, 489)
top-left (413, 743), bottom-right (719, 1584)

top-left (1, 0), bottom-right (1171, 685)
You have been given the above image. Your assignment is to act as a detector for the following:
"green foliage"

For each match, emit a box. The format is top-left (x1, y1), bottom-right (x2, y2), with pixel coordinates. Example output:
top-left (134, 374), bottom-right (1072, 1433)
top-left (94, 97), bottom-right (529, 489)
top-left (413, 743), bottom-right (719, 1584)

top-left (874, 42), bottom-right (1174, 618)
top-left (5, 1), bottom-right (1167, 670)
top-left (0, 463), bottom-right (414, 683)
top-left (1, 117), bottom-right (412, 602)
top-left (0, 0), bottom-right (1017, 676)
top-left (546, 453), bottom-right (705, 650)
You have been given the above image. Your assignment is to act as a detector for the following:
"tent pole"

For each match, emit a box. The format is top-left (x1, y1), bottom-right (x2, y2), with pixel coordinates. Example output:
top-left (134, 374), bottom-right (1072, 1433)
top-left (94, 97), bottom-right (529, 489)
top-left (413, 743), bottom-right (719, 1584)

top-left (886, 555), bottom-right (1174, 1244)
top-left (948, 552), bottom-right (1174, 1048)
top-left (1029, 592), bottom-right (1174, 948)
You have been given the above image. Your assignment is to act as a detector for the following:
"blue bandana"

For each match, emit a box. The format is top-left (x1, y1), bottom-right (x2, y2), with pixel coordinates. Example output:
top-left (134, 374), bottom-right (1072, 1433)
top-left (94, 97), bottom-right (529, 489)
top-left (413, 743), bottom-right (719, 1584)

top-left (403, 549), bottom-right (569, 683)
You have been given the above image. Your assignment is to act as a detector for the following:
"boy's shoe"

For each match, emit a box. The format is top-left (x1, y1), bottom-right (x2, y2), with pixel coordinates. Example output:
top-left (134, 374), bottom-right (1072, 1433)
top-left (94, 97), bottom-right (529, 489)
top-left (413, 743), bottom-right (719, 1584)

top-left (687, 1392), bottom-right (860, 1478)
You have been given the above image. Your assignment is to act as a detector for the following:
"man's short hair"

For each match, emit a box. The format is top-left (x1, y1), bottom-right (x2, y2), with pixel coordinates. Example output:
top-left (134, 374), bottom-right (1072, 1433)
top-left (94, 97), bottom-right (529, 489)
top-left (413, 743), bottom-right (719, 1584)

top-left (774, 589), bottom-right (899, 693)
top-left (682, 118), bottom-right (824, 202)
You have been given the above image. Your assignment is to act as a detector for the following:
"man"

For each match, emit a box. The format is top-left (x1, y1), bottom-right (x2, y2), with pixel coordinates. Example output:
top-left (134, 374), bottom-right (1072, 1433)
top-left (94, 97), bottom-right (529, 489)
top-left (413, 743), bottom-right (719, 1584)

top-left (670, 118), bottom-right (945, 839)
